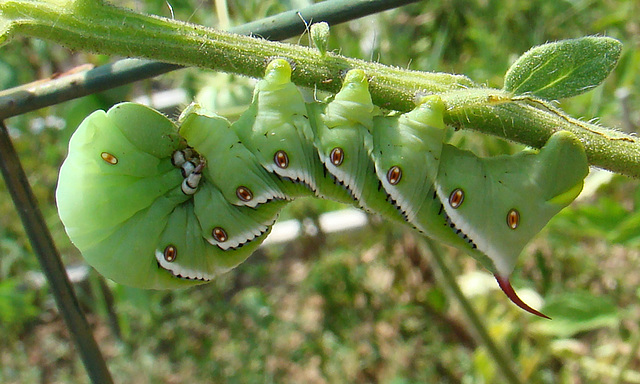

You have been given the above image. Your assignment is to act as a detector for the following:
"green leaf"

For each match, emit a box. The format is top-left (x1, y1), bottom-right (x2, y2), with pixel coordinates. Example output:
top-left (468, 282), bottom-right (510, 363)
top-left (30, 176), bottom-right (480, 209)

top-left (531, 291), bottom-right (619, 338)
top-left (503, 36), bottom-right (622, 100)
top-left (0, 279), bottom-right (40, 336)
top-left (310, 22), bottom-right (330, 55)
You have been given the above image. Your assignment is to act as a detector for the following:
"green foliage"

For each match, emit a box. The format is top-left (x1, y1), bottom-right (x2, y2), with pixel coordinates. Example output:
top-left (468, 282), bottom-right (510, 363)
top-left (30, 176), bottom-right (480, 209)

top-left (310, 22), bottom-right (330, 55)
top-left (533, 291), bottom-right (619, 338)
top-left (0, 279), bottom-right (39, 339)
top-left (1, 0), bottom-right (639, 383)
top-left (504, 37), bottom-right (622, 100)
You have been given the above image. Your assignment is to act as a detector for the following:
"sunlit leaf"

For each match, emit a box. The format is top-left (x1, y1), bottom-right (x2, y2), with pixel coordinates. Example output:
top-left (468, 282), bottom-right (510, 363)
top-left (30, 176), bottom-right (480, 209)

top-left (504, 36), bottom-right (621, 100)
top-left (532, 291), bottom-right (619, 337)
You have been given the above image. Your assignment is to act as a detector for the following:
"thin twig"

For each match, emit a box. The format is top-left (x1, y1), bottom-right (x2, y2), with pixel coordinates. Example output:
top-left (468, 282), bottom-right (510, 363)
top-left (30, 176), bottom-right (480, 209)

top-left (421, 238), bottom-right (523, 384)
top-left (0, 121), bottom-right (114, 383)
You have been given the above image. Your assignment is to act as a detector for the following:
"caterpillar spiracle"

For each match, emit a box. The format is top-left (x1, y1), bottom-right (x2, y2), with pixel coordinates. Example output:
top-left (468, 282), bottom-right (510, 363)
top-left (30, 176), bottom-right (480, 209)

top-left (56, 59), bottom-right (589, 317)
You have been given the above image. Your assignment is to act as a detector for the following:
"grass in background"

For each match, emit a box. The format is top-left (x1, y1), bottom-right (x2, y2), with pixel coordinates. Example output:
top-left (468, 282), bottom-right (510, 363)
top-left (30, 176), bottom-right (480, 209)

top-left (0, 0), bottom-right (639, 382)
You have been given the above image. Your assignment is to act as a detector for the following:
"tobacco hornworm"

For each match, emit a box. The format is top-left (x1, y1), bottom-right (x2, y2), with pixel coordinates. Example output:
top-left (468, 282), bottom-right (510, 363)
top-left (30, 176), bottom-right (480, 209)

top-left (56, 59), bottom-right (589, 317)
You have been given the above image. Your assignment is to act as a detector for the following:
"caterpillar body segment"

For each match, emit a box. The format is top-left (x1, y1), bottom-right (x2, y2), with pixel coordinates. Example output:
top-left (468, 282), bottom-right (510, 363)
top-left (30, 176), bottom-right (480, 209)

top-left (56, 105), bottom-right (187, 266)
top-left (230, 61), bottom-right (330, 200)
top-left (178, 105), bottom-right (288, 207)
top-left (312, 69), bottom-right (400, 218)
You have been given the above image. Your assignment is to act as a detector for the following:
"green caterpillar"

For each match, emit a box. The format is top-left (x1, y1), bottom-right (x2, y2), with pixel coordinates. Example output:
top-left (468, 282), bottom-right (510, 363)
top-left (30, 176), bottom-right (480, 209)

top-left (56, 59), bottom-right (589, 317)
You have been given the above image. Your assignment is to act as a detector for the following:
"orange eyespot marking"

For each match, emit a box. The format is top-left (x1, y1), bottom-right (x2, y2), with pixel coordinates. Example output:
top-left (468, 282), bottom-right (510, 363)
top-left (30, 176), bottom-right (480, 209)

top-left (386, 166), bottom-right (402, 185)
top-left (507, 209), bottom-right (520, 229)
top-left (236, 186), bottom-right (253, 202)
top-left (163, 245), bottom-right (177, 262)
top-left (330, 147), bottom-right (344, 166)
top-left (101, 152), bottom-right (118, 165)
top-left (274, 150), bottom-right (289, 169)
top-left (448, 188), bottom-right (464, 209)
top-left (212, 227), bottom-right (228, 243)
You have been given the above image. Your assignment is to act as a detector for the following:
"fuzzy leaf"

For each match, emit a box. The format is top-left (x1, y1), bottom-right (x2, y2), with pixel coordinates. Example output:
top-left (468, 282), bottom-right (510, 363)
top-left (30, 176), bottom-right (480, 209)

top-left (504, 36), bottom-right (622, 100)
top-left (310, 22), bottom-right (330, 55)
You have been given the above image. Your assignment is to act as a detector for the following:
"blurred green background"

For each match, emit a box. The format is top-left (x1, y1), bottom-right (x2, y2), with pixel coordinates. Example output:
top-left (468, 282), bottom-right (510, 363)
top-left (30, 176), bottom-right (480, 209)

top-left (1, 0), bottom-right (639, 383)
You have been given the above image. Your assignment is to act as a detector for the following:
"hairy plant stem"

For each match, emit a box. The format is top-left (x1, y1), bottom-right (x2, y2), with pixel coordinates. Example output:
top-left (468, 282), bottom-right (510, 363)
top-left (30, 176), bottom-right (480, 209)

top-left (1, 0), bottom-right (639, 177)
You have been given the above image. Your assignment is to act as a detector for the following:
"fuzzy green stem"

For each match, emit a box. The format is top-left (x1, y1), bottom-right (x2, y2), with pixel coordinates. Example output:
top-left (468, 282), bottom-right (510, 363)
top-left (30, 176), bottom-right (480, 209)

top-left (0, 0), bottom-right (473, 111)
top-left (1, 0), bottom-right (638, 177)
top-left (440, 89), bottom-right (640, 177)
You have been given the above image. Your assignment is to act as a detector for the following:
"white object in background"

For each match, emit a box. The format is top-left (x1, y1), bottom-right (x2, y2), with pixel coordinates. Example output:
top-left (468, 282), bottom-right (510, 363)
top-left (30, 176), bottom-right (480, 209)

top-left (262, 208), bottom-right (368, 246)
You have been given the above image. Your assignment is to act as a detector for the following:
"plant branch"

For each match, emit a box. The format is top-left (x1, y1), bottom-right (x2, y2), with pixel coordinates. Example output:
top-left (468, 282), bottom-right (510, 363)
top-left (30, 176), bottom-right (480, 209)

top-left (440, 88), bottom-right (640, 177)
top-left (0, 121), bottom-right (114, 383)
top-left (0, 0), bottom-right (472, 109)
top-left (1, 0), bottom-right (638, 177)
top-left (422, 238), bottom-right (523, 384)
top-left (0, 0), bottom-right (420, 119)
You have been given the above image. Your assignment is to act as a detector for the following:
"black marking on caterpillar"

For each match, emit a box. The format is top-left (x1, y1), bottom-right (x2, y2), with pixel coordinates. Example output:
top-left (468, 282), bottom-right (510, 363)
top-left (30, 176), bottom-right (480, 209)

top-left (439, 204), bottom-right (478, 249)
